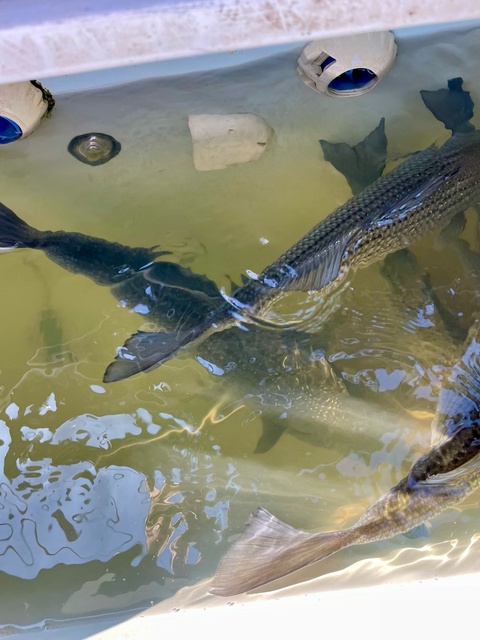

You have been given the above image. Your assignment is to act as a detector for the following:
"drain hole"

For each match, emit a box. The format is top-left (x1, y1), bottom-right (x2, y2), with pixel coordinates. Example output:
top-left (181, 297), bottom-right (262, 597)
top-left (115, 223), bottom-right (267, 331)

top-left (328, 68), bottom-right (377, 92)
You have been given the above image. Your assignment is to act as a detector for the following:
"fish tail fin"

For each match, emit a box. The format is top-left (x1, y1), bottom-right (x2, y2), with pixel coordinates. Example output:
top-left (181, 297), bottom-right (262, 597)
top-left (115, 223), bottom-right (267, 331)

top-left (210, 507), bottom-right (352, 596)
top-left (103, 322), bottom-right (213, 382)
top-left (319, 117), bottom-right (387, 195)
top-left (420, 77), bottom-right (475, 134)
top-left (0, 201), bottom-right (41, 248)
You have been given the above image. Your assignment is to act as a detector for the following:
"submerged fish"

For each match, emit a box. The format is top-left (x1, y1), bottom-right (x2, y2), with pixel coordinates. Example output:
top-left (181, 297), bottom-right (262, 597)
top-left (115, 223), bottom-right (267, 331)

top-left (210, 317), bottom-right (480, 596)
top-left (102, 95), bottom-right (480, 381)
top-left (0, 200), bottom-right (425, 455)
top-left (0, 82), bottom-right (464, 453)
top-left (0, 107), bottom-right (450, 455)
top-left (206, 133), bottom-right (465, 453)
top-left (203, 326), bottom-right (426, 455)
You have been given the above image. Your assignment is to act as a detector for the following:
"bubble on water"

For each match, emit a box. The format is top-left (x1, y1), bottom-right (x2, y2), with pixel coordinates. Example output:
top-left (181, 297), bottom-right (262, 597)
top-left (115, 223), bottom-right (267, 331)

top-left (90, 385), bottom-right (106, 394)
top-left (153, 382), bottom-right (171, 392)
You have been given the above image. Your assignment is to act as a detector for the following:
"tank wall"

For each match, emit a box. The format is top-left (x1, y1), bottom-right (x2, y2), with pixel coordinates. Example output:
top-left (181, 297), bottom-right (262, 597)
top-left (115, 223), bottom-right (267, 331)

top-left (1, 0), bottom-right (480, 84)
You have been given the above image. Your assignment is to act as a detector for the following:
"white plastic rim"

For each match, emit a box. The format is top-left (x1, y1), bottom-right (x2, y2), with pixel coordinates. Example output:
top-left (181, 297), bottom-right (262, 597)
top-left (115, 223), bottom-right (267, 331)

top-left (0, 81), bottom-right (49, 143)
top-left (0, 1), bottom-right (479, 84)
top-left (297, 31), bottom-right (397, 97)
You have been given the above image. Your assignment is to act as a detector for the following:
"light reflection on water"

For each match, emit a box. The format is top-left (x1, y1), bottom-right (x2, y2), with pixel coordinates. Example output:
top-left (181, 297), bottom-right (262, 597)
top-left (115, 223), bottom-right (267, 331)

top-left (1, 22), bottom-right (480, 633)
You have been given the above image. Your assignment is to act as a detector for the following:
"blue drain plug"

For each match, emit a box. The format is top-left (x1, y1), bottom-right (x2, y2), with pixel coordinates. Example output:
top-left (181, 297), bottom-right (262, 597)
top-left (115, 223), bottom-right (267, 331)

top-left (0, 81), bottom-right (54, 144)
top-left (0, 117), bottom-right (23, 144)
top-left (297, 32), bottom-right (397, 98)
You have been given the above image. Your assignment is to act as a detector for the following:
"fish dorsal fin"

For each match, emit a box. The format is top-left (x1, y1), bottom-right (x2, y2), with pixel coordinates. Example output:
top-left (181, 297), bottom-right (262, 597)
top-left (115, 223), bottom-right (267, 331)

top-left (280, 346), bottom-right (347, 394)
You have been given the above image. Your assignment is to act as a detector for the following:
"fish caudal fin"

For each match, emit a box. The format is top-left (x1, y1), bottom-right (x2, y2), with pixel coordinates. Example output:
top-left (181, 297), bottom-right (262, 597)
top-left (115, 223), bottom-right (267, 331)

top-left (421, 77), bottom-right (475, 134)
top-left (320, 118), bottom-right (387, 195)
top-left (103, 324), bottom-right (209, 382)
top-left (210, 508), bottom-right (351, 596)
top-left (0, 201), bottom-right (41, 248)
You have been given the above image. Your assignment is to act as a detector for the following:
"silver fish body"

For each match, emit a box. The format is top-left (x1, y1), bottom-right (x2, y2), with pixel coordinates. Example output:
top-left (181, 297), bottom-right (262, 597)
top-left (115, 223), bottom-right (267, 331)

top-left (105, 130), bottom-right (480, 382)
top-left (256, 131), bottom-right (480, 294)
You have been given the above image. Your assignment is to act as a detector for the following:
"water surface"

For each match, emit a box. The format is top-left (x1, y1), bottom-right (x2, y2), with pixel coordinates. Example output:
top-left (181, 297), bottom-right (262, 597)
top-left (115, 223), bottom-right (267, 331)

top-left (1, 22), bottom-right (480, 631)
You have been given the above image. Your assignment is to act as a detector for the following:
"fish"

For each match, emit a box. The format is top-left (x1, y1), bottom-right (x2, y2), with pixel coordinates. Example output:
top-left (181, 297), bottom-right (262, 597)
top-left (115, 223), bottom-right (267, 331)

top-left (209, 316), bottom-right (480, 596)
top-left (0, 200), bottom-right (223, 327)
top-left (103, 81), bottom-right (480, 383)
top-left (0, 85), bottom-right (463, 453)
top-left (0, 199), bottom-right (426, 455)
top-left (3, 102), bottom-right (450, 454)
top-left (204, 327), bottom-right (426, 455)
top-left (0, 195), bottom-right (437, 460)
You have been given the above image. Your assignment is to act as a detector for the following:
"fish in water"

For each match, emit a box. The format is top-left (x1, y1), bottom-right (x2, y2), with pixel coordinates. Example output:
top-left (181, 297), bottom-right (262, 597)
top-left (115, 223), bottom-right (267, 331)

top-left (0, 99), bottom-right (454, 454)
top-left (210, 316), bottom-right (480, 596)
top-left (102, 79), bottom-right (480, 382)
top-left (0, 201), bottom-right (425, 455)
top-left (207, 123), bottom-right (465, 453)
top-left (219, 79), bottom-right (474, 456)
top-left (0, 80), bottom-right (465, 453)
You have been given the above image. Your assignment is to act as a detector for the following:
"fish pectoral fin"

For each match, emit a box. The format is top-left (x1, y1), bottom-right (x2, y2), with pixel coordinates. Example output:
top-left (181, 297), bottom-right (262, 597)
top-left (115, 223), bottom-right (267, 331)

top-left (367, 168), bottom-right (461, 233)
top-left (254, 416), bottom-right (287, 453)
top-left (320, 117), bottom-right (387, 195)
top-left (403, 522), bottom-right (431, 539)
top-left (103, 326), bottom-right (201, 382)
top-left (210, 507), bottom-right (349, 596)
top-left (269, 226), bottom-right (359, 293)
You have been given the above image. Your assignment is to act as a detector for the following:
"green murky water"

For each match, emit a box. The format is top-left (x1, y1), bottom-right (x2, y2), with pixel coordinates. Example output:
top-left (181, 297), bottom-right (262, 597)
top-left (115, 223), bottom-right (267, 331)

top-left (2, 22), bottom-right (480, 633)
